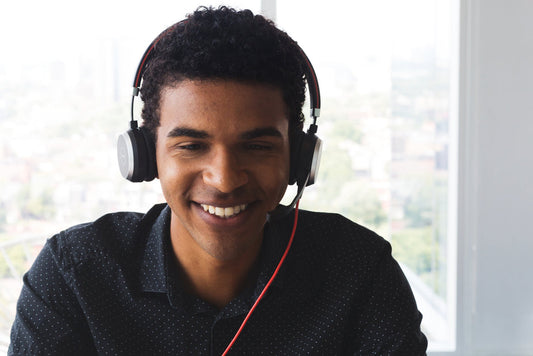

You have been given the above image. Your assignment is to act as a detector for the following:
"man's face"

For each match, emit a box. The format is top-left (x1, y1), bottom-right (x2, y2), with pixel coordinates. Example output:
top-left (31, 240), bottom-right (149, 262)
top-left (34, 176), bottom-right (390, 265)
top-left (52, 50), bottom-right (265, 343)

top-left (156, 80), bottom-right (290, 262)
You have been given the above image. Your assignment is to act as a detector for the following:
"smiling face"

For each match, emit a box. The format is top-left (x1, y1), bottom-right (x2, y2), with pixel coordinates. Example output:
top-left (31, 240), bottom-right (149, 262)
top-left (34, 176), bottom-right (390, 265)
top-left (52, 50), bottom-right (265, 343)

top-left (156, 80), bottom-right (290, 263)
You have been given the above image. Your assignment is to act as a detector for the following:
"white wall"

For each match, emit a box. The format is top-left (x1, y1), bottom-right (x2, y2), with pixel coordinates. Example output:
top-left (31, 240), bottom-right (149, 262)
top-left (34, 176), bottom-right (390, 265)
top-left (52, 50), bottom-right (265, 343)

top-left (459, 0), bottom-right (533, 354)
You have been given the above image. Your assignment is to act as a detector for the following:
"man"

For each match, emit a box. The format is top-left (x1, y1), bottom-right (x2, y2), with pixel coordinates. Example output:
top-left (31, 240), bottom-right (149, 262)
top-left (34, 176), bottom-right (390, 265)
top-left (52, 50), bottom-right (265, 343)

top-left (9, 6), bottom-right (427, 355)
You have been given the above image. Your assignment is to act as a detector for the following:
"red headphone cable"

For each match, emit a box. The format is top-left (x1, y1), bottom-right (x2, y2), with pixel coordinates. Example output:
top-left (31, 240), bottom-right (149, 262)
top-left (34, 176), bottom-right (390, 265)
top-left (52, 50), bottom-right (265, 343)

top-left (221, 201), bottom-right (300, 356)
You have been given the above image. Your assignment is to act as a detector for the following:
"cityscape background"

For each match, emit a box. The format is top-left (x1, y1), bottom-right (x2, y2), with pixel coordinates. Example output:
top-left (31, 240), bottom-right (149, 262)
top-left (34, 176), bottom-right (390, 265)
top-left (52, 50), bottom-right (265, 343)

top-left (0, 0), bottom-right (455, 352)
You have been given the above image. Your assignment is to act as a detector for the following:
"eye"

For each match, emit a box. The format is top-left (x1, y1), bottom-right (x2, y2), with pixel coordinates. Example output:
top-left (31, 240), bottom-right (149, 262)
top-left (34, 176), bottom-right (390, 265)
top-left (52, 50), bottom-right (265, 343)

top-left (170, 142), bottom-right (207, 152)
top-left (178, 143), bottom-right (204, 150)
top-left (245, 142), bottom-right (273, 151)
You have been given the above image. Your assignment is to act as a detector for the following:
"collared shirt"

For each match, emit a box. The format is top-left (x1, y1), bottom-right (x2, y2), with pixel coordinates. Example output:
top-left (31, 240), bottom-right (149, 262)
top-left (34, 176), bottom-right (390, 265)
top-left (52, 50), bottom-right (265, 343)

top-left (9, 204), bottom-right (427, 355)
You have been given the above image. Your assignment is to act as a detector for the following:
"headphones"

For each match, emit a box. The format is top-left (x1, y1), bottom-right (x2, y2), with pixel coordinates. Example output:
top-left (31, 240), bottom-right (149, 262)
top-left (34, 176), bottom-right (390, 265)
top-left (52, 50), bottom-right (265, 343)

top-left (117, 19), bottom-right (322, 217)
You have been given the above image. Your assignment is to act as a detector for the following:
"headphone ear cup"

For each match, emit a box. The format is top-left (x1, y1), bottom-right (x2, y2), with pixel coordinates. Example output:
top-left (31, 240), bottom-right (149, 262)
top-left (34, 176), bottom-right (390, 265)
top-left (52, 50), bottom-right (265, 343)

top-left (117, 127), bottom-right (157, 182)
top-left (290, 131), bottom-right (322, 186)
top-left (140, 127), bottom-right (157, 181)
top-left (289, 131), bottom-right (304, 185)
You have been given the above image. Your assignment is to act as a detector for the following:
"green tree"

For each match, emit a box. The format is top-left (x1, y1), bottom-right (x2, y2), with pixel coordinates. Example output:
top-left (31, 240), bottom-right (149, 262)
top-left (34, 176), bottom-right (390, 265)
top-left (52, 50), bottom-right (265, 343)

top-left (391, 226), bottom-right (445, 297)
top-left (0, 202), bottom-right (6, 232)
top-left (0, 245), bottom-right (27, 278)
top-left (333, 181), bottom-right (387, 228)
top-left (19, 186), bottom-right (56, 220)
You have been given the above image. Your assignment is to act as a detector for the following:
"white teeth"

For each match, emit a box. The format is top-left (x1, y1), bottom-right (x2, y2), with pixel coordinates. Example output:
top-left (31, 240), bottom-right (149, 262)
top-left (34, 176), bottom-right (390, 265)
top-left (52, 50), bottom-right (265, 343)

top-left (224, 207), bottom-right (234, 216)
top-left (200, 203), bottom-right (248, 218)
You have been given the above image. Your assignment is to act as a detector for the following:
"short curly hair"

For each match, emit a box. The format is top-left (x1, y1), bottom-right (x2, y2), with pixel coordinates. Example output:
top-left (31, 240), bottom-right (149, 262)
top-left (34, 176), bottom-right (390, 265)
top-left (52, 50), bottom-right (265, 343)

top-left (140, 6), bottom-right (307, 141)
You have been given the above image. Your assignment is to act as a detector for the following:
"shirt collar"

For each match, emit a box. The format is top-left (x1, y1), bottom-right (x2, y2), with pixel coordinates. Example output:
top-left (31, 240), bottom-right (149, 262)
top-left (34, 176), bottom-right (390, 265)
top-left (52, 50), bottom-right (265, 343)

top-left (138, 204), bottom-right (171, 294)
top-left (137, 204), bottom-right (298, 314)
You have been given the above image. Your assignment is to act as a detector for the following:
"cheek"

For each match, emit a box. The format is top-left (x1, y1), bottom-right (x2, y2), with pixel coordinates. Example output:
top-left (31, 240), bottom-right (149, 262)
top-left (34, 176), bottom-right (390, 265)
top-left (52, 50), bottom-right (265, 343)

top-left (156, 153), bottom-right (191, 200)
top-left (262, 158), bottom-right (290, 204)
top-left (157, 170), bottom-right (177, 205)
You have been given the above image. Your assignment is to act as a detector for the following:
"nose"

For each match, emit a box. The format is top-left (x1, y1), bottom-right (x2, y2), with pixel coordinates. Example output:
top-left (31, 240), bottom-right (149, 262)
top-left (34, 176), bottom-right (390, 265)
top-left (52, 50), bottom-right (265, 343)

top-left (202, 147), bottom-right (248, 193)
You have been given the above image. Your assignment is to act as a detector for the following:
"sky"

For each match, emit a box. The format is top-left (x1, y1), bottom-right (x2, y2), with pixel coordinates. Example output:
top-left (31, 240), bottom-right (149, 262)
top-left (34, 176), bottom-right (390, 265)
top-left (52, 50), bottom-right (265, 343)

top-left (0, 1), bottom-right (261, 67)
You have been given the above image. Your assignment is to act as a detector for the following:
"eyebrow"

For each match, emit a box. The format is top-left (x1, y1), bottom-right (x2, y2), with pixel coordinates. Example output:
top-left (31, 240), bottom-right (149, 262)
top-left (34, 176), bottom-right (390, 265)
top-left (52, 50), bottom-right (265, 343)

top-left (166, 126), bottom-right (283, 140)
top-left (239, 127), bottom-right (283, 140)
top-left (167, 127), bottom-right (210, 139)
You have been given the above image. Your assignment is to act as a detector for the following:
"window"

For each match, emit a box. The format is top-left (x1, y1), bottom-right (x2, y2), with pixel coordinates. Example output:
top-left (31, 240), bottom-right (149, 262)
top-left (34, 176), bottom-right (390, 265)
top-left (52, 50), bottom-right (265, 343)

top-left (0, 0), bottom-right (457, 352)
top-left (276, 0), bottom-right (458, 351)
top-left (0, 0), bottom-right (261, 351)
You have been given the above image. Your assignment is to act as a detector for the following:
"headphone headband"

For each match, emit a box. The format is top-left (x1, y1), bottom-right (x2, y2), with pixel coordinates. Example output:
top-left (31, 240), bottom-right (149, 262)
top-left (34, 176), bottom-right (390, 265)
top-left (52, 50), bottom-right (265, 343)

top-left (130, 19), bottom-right (321, 123)
top-left (132, 21), bottom-right (184, 90)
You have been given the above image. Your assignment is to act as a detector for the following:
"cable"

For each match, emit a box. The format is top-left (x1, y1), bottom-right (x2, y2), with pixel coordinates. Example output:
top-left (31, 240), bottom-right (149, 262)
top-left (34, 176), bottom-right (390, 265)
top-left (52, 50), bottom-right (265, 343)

top-left (221, 201), bottom-right (300, 356)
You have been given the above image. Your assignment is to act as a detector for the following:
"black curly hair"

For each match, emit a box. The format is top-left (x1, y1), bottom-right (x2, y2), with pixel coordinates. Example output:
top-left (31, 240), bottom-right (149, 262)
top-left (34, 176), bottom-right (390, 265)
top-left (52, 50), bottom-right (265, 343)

top-left (140, 6), bottom-right (307, 141)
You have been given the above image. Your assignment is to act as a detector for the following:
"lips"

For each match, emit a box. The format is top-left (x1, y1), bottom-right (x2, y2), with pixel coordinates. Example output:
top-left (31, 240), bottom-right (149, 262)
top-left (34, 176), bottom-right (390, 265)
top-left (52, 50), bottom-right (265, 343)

top-left (200, 203), bottom-right (248, 218)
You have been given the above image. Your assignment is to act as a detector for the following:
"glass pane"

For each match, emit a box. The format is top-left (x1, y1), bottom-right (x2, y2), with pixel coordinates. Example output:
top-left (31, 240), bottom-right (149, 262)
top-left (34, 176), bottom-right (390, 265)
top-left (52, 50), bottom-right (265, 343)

top-left (276, 0), bottom-right (457, 351)
top-left (0, 1), bottom-right (261, 351)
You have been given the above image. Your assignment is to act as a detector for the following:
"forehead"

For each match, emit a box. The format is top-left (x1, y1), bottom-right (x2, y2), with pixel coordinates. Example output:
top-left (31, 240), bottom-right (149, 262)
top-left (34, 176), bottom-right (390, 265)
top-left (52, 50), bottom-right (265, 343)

top-left (157, 80), bottom-right (289, 137)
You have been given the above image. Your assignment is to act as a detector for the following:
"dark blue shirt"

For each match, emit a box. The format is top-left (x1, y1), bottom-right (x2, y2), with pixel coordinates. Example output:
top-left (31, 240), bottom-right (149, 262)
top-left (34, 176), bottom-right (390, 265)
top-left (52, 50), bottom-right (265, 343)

top-left (9, 204), bottom-right (427, 355)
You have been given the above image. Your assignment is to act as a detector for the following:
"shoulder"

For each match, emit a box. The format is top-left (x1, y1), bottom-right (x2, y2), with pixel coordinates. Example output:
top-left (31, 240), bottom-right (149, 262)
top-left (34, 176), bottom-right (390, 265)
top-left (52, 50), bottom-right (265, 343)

top-left (289, 209), bottom-right (391, 277)
top-left (296, 209), bottom-right (389, 253)
top-left (45, 203), bottom-right (168, 269)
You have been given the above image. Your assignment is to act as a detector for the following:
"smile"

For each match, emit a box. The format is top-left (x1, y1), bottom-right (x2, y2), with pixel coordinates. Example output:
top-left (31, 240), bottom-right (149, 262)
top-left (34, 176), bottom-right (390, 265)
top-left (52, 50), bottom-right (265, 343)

top-left (200, 203), bottom-right (248, 218)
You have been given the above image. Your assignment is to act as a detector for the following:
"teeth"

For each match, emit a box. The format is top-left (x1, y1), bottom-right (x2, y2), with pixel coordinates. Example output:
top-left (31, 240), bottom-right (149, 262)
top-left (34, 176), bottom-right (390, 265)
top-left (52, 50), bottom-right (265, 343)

top-left (200, 203), bottom-right (248, 218)
top-left (215, 207), bottom-right (224, 217)
top-left (224, 207), bottom-right (234, 216)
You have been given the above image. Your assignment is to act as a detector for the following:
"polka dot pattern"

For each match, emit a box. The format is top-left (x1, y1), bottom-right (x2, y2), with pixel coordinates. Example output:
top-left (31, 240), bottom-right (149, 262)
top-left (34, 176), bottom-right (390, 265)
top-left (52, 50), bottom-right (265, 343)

top-left (9, 204), bottom-right (427, 355)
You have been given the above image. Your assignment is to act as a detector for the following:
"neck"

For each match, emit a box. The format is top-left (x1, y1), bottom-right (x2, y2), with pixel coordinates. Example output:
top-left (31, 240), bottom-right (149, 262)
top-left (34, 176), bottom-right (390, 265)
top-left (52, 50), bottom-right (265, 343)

top-left (170, 220), bottom-right (263, 310)
top-left (177, 254), bottom-right (260, 309)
